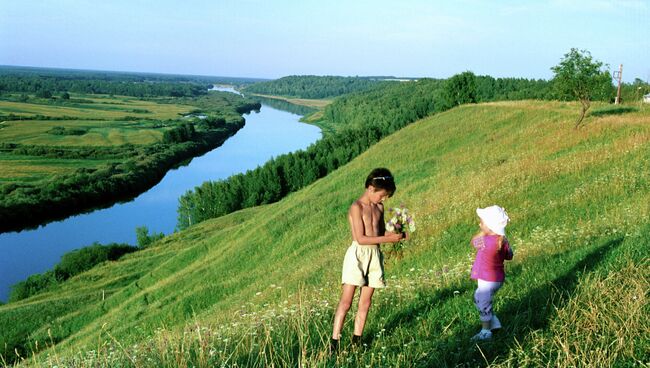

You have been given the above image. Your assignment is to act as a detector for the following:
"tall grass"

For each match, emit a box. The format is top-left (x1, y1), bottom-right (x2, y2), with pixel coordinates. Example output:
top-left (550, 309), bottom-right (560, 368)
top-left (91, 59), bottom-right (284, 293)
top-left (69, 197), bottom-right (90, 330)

top-left (24, 229), bottom-right (648, 367)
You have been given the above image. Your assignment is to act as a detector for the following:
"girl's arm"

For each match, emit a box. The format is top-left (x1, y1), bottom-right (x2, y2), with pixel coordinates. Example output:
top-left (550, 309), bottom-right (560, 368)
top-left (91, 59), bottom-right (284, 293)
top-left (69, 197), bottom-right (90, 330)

top-left (350, 203), bottom-right (402, 245)
top-left (471, 233), bottom-right (485, 249)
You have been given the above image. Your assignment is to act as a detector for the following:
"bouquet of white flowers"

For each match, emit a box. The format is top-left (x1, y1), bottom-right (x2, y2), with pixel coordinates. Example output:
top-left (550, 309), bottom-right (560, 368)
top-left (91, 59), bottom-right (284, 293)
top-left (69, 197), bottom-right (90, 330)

top-left (385, 205), bottom-right (416, 234)
top-left (385, 205), bottom-right (415, 255)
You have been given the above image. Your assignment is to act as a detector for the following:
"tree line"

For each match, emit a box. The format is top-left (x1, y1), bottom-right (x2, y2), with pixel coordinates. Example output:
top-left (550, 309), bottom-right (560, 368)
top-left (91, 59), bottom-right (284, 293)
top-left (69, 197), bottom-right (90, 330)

top-left (0, 74), bottom-right (209, 98)
top-left (0, 65), bottom-right (266, 97)
top-left (241, 75), bottom-right (388, 99)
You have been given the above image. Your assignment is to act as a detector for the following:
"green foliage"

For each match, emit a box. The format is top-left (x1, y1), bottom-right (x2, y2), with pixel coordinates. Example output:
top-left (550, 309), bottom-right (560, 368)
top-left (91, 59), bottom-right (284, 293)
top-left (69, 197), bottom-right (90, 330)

top-left (442, 71), bottom-right (477, 108)
top-left (242, 75), bottom-right (386, 98)
top-left (35, 89), bottom-right (52, 99)
top-left (590, 105), bottom-right (638, 117)
top-left (3, 74), bottom-right (209, 97)
top-left (162, 122), bottom-right (196, 143)
top-left (136, 226), bottom-right (165, 248)
top-left (474, 75), bottom-right (554, 101)
top-left (551, 48), bottom-right (614, 127)
top-left (0, 66), bottom-right (257, 98)
top-left (54, 243), bottom-right (137, 280)
top-left (0, 138), bottom-right (225, 232)
top-left (619, 78), bottom-right (650, 103)
top-left (196, 115), bottom-right (226, 131)
top-left (8, 271), bottom-right (58, 302)
top-left (48, 126), bottom-right (88, 136)
top-left (8, 243), bottom-right (137, 302)
top-left (177, 78), bottom-right (442, 229)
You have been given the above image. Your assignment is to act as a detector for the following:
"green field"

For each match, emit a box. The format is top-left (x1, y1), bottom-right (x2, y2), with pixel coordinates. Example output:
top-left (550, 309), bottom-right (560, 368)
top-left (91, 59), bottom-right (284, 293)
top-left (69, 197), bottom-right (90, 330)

top-left (0, 155), bottom-right (109, 183)
top-left (1, 101), bottom-right (648, 367)
top-left (0, 94), bottom-right (194, 120)
top-left (0, 119), bottom-right (163, 147)
top-left (0, 94), bottom-right (194, 148)
top-left (0, 94), bottom-right (196, 183)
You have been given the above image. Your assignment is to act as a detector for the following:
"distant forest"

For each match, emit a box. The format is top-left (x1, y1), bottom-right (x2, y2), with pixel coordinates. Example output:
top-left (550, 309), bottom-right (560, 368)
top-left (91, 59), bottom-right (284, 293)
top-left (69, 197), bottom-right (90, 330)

top-left (241, 75), bottom-right (391, 99)
top-left (0, 66), bottom-right (266, 98)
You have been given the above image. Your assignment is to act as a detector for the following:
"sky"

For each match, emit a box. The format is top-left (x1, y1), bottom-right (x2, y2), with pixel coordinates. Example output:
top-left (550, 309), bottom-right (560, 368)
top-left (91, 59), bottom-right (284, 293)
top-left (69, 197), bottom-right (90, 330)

top-left (1, 0), bottom-right (648, 82)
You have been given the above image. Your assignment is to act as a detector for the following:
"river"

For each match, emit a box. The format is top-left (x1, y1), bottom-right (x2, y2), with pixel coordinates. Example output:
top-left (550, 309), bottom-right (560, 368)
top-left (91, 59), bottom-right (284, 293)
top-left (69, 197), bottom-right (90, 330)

top-left (0, 87), bottom-right (321, 302)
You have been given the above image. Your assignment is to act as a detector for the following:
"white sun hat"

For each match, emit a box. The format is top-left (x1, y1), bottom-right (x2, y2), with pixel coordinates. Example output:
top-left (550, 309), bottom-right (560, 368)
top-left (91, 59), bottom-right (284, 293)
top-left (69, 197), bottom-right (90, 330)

top-left (476, 205), bottom-right (509, 236)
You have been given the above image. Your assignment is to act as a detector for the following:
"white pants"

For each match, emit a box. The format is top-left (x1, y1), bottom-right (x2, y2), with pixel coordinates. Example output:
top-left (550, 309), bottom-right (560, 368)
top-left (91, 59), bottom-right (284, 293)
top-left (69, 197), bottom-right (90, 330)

top-left (474, 279), bottom-right (503, 322)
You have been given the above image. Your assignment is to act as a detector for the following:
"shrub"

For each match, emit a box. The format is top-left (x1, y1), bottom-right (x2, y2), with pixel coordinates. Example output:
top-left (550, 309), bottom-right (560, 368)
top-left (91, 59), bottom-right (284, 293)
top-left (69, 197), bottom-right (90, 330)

top-left (136, 226), bottom-right (165, 248)
top-left (7, 243), bottom-right (137, 302)
top-left (54, 243), bottom-right (137, 280)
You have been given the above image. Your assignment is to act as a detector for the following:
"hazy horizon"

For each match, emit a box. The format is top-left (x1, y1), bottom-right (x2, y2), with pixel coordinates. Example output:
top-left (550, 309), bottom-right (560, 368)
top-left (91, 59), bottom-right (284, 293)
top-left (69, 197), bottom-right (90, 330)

top-left (1, 1), bottom-right (649, 82)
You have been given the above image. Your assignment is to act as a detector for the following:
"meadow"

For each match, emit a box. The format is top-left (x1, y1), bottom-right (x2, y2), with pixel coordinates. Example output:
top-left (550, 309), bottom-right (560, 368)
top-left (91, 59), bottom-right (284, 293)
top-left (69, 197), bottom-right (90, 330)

top-left (0, 94), bottom-right (194, 183)
top-left (0, 95), bottom-right (193, 120)
top-left (1, 100), bottom-right (648, 367)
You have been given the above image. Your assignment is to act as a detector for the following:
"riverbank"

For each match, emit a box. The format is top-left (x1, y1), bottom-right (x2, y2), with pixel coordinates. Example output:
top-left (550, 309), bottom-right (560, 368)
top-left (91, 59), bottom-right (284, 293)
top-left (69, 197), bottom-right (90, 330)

top-left (247, 93), bottom-right (336, 134)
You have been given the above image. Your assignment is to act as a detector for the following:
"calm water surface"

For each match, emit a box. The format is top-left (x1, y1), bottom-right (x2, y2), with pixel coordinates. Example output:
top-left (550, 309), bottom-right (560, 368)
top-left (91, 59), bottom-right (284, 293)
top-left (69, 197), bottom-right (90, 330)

top-left (0, 89), bottom-right (321, 301)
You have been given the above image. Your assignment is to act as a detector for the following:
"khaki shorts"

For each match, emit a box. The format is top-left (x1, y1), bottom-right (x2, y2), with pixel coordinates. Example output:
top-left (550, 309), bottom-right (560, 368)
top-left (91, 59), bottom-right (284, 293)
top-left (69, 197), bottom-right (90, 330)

top-left (341, 241), bottom-right (386, 288)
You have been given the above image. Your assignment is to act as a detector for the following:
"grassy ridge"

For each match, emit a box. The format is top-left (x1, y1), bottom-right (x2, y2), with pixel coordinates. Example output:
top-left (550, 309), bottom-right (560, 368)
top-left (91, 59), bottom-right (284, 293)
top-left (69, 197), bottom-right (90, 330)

top-left (1, 101), bottom-right (648, 366)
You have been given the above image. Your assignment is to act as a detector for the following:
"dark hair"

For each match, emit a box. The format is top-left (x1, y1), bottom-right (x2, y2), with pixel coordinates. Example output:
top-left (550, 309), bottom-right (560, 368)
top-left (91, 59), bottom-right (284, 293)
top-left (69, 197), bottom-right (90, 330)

top-left (365, 168), bottom-right (396, 196)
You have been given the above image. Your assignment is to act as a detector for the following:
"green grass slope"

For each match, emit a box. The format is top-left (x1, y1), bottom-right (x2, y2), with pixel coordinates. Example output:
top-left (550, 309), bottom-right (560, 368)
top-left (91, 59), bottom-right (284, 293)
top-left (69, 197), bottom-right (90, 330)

top-left (1, 101), bottom-right (648, 367)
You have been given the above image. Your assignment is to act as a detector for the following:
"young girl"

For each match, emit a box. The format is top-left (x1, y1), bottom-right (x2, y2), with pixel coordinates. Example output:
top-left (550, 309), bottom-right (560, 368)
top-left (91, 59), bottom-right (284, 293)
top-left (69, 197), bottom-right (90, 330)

top-left (470, 205), bottom-right (513, 341)
top-left (330, 168), bottom-right (404, 352)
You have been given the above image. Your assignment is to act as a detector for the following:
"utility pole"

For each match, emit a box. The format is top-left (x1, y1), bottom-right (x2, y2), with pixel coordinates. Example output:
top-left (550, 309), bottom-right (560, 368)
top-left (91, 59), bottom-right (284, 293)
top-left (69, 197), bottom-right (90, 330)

top-left (614, 64), bottom-right (623, 105)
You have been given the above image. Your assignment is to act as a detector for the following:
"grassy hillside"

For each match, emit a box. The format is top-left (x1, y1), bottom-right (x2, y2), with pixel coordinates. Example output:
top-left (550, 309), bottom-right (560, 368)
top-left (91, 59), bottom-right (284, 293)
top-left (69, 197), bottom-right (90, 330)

top-left (1, 101), bottom-right (648, 367)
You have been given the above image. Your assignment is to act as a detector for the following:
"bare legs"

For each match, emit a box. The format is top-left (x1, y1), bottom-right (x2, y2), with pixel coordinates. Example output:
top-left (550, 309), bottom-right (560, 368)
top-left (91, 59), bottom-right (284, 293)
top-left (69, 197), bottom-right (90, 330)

top-left (354, 286), bottom-right (374, 335)
top-left (332, 284), bottom-right (356, 339)
top-left (332, 284), bottom-right (375, 340)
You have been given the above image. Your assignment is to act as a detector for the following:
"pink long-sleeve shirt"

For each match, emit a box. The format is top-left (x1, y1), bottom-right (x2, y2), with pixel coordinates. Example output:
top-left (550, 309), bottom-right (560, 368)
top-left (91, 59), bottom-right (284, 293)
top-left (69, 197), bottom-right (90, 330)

top-left (470, 235), bottom-right (513, 282)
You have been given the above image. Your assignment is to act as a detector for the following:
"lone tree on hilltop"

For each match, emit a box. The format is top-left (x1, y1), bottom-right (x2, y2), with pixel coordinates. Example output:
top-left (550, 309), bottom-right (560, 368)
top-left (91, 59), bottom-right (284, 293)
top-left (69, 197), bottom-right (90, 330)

top-left (551, 48), bottom-right (613, 128)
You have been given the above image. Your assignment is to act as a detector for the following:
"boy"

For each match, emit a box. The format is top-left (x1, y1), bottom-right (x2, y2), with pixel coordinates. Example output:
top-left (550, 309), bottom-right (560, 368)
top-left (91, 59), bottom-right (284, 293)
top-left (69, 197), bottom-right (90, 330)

top-left (331, 168), bottom-right (404, 352)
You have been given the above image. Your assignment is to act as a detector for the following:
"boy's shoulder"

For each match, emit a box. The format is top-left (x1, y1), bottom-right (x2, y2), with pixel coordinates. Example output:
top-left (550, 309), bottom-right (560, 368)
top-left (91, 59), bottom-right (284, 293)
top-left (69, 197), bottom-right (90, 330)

top-left (349, 200), bottom-right (363, 215)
